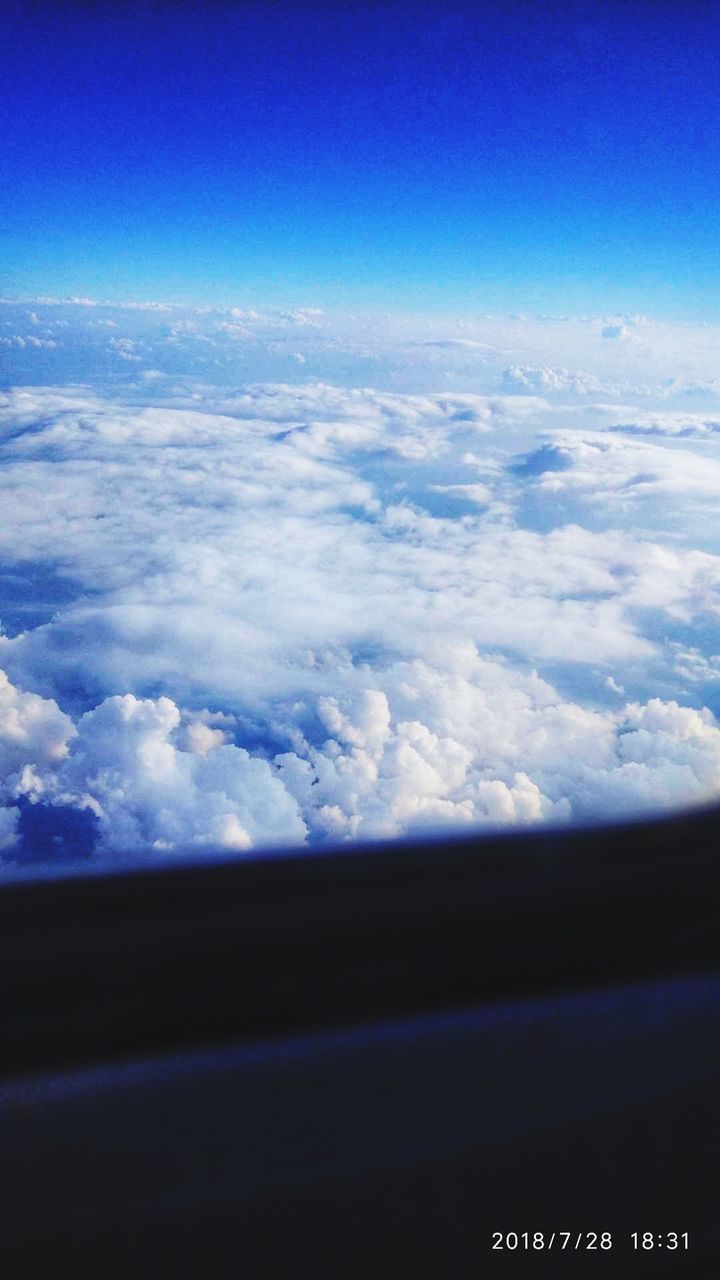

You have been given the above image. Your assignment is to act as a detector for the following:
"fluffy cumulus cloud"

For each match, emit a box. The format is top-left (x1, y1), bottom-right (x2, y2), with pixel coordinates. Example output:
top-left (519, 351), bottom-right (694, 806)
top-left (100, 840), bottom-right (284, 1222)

top-left (503, 365), bottom-right (605, 394)
top-left (0, 669), bottom-right (75, 783)
top-left (51, 693), bottom-right (307, 854)
top-left (1, 299), bottom-right (720, 871)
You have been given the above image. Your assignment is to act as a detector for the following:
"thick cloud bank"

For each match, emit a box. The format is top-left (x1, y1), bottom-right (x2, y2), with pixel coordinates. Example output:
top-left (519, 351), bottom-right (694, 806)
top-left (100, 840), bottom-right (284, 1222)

top-left (1, 301), bottom-right (720, 871)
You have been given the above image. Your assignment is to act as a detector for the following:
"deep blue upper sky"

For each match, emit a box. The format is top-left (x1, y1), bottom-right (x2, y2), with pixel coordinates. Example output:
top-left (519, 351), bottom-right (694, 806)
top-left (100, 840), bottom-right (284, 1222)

top-left (3, 0), bottom-right (720, 316)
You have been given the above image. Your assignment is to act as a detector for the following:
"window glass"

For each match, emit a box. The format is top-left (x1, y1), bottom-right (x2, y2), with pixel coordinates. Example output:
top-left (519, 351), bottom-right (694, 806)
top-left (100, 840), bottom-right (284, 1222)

top-left (2, 3), bottom-right (719, 877)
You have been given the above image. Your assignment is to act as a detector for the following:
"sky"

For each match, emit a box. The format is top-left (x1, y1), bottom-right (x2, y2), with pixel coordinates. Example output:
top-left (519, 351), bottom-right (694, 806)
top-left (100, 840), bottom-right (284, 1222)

top-left (3, 0), bottom-right (720, 316)
top-left (1, 3), bottom-right (720, 873)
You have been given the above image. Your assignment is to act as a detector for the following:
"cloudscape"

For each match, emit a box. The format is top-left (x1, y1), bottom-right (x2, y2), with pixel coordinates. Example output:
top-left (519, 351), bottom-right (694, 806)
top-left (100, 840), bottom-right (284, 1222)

top-left (2, 3), bottom-right (720, 872)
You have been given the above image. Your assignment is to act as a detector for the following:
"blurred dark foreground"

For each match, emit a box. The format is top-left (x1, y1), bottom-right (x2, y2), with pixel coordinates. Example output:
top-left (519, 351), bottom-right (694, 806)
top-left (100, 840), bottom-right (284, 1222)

top-left (1, 803), bottom-right (719, 1278)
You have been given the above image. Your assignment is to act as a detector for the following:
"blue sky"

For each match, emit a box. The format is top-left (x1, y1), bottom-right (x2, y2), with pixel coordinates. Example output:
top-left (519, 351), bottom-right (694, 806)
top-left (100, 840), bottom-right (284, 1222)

top-left (3, 0), bottom-right (720, 316)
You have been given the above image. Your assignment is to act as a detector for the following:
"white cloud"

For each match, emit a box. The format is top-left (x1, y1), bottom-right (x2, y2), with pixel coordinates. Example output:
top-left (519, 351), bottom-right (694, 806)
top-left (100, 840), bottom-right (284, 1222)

top-left (4, 644), bottom-right (720, 868)
top-left (0, 669), bottom-right (75, 787)
top-left (503, 365), bottom-right (604, 394)
top-left (605, 410), bottom-right (720, 437)
top-left (520, 430), bottom-right (720, 505)
top-left (576, 698), bottom-right (720, 817)
top-left (1, 385), bottom-right (718, 714)
top-left (416, 338), bottom-right (498, 351)
top-left (10, 688), bottom-right (307, 858)
top-left (672, 645), bottom-right (720, 684)
top-left (0, 335), bottom-right (58, 349)
top-left (427, 482), bottom-right (494, 505)
top-left (5, 300), bottom-right (720, 405)
top-left (108, 337), bottom-right (141, 361)
top-left (0, 806), bottom-right (19, 852)
top-left (2, 304), bottom-right (720, 866)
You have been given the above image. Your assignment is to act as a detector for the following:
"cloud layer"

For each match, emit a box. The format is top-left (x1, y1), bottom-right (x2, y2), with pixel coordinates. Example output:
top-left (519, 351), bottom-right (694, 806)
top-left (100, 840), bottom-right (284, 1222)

top-left (1, 301), bottom-right (720, 871)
